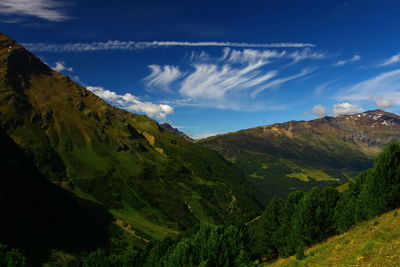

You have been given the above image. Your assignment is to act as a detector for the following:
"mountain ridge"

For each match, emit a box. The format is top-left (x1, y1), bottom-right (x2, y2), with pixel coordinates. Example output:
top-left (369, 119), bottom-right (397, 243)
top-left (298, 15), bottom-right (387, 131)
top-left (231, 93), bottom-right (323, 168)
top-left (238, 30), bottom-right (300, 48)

top-left (198, 109), bottom-right (400, 197)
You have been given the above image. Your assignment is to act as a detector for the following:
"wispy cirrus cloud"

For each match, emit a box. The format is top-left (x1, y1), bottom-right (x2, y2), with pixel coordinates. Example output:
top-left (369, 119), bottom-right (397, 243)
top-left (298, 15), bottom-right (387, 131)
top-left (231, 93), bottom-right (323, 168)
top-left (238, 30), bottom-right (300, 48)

top-left (146, 48), bottom-right (321, 110)
top-left (22, 41), bottom-right (316, 52)
top-left (143, 65), bottom-right (184, 91)
top-left (332, 54), bottom-right (361, 66)
top-left (333, 60), bottom-right (347, 66)
top-left (0, 0), bottom-right (72, 22)
top-left (86, 86), bottom-right (173, 119)
top-left (336, 69), bottom-right (400, 108)
top-left (251, 67), bottom-right (312, 97)
top-left (222, 47), bottom-right (324, 64)
top-left (378, 53), bottom-right (400, 67)
top-left (179, 61), bottom-right (276, 103)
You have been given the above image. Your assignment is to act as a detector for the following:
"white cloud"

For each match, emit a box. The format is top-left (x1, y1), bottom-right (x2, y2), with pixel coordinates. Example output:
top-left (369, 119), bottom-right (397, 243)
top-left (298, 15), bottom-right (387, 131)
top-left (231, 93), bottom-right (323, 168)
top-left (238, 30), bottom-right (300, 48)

top-left (51, 61), bottom-right (73, 72)
top-left (23, 41), bottom-right (315, 52)
top-left (333, 102), bottom-right (363, 116)
top-left (143, 65), bottom-right (183, 91)
top-left (150, 47), bottom-right (318, 110)
top-left (179, 61), bottom-right (277, 108)
top-left (333, 60), bottom-right (347, 66)
top-left (289, 48), bottom-right (326, 62)
top-left (224, 48), bottom-right (324, 64)
top-left (189, 51), bottom-right (211, 62)
top-left (332, 55), bottom-right (361, 67)
top-left (378, 53), bottom-right (400, 67)
top-left (351, 55), bottom-right (361, 62)
top-left (312, 104), bottom-right (328, 117)
top-left (251, 67), bottom-right (313, 97)
top-left (337, 69), bottom-right (400, 108)
top-left (86, 86), bottom-right (173, 120)
top-left (0, 0), bottom-right (71, 22)
top-left (373, 96), bottom-right (397, 109)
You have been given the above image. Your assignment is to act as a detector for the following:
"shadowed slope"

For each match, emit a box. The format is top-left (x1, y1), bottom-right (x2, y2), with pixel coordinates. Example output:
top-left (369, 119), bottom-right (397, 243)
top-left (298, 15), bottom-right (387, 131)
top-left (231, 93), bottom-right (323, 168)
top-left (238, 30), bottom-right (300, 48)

top-left (0, 127), bottom-right (114, 262)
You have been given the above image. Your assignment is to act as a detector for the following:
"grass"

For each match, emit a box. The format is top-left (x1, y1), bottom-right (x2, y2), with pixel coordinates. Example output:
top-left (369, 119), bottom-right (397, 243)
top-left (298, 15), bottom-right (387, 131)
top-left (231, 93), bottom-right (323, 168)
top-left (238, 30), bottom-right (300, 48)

top-left (266, 208), bottom-right (400, 267)
top-left (111, 203), bottom-right (179, 240)
top-left (177, 182), bottom-right (215, 225)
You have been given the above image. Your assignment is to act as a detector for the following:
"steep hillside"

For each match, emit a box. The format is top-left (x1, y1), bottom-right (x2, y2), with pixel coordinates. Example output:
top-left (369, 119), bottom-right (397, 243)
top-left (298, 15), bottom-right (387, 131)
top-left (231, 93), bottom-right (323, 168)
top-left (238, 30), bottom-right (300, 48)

top-left (199, 111), bottom-right (400, 197)
top-left (267, 208), bottom-right (400, 267)
top-left (160, 123), bottom-right (194, 142)
top-left (0, 127), bottom-right (115, 263)
top-left (0, 33), bottom-right (263, 240)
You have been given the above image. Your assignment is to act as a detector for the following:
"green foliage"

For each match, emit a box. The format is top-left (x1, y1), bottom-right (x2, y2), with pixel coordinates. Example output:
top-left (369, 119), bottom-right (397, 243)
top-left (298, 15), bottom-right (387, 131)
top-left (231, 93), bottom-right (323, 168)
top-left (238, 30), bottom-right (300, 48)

top-left (249, 197), bottom-right (284, 259)
top-left (246, 142), bottom-right (400, 263)
top-left (0, 243), bottom-right (26, 267)
top-left (334, 174), bottom-right (365, 232)
top-left (160, 225), bottom-right (252, 267)
top-left (291, 187), bottom-right (340, 247)
top-left (82, 248), bottom-right (144, 267)
top-left (272, 191), bottom-right (305, 257)
top-left (357, 143), bottom-right (400, 219)
top-left (295, 247), bottom-right (305, 260)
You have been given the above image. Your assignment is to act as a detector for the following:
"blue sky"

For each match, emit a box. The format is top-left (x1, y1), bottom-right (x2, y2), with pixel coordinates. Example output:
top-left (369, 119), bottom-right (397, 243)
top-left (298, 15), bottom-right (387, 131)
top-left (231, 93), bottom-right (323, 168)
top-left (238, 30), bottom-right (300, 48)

top-left (1, 0), bottom-right (400, 138)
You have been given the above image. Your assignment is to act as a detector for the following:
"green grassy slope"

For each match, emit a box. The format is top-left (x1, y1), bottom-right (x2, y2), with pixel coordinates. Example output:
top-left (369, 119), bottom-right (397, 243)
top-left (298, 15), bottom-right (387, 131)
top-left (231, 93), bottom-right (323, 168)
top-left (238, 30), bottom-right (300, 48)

top-left (267, 208), bottom-right (400, 267)
top-left (0, 33), bottom-right (264, 241)
top-left (199, 112), bottom-right (400, 198)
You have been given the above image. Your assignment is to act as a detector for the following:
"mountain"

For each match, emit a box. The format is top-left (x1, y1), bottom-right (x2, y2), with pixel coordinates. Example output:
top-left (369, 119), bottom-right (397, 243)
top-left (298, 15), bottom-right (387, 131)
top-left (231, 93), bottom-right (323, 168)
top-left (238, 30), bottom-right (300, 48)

top-left (160, 123), bottom-right (194, 142)
top-left (0, 126), bottom-right (114, 262)
top-left (267, 207), bottom-right (400, 267)
top-left (0, 33), bottom-right (263, 241)
top-left (198, 110), bottom-right (400, 197)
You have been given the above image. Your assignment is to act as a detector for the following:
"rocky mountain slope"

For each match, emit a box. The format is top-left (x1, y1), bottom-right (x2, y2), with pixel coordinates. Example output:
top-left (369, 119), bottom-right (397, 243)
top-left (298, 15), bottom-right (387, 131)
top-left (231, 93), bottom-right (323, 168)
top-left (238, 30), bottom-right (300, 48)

top-left (160, 123), bottom-right (194, 142)
top-left (199, 110), bottom-right (400, 197)
top-left (0, 33), bottom-right (263, 241)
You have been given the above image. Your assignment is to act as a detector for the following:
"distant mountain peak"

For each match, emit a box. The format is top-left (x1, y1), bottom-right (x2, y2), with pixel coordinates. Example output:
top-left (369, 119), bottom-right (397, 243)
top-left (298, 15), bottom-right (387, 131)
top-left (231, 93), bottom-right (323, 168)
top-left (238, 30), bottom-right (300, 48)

top-left (160, 123), bottom-right (194, 142)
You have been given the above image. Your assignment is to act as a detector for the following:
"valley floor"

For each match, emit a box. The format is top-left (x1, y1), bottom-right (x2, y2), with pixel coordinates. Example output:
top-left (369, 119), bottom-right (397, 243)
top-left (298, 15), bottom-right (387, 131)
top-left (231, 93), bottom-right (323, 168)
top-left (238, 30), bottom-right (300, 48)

top-left (267, 208), bottom-right (400, 267)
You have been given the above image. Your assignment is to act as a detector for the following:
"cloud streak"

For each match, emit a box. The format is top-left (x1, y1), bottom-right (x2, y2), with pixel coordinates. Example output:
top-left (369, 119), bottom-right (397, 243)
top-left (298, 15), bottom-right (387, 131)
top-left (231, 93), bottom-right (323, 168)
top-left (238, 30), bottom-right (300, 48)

top-left (251, 67), bottom-right (313, 97)
top-left (86, 86), bottom-right (173, 119)
top-left (336, 69), bottom-right (400, 108)
top-left (0, 0), bottom-right (71, 22)
top-left (222, 47), bottom-right (324, 64)
top-left (22, 40), bottom-right (316, 52)
top-left (146, 48), bottom-right (320, 110)
top-left (143, 65), bottom-right (184, 91)
top-left (378, 53), bottom-right (400, 67)
top-left (178, 60), bottom-right (278, 109)
top-left (332, 54), bottom-right (361, 66)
